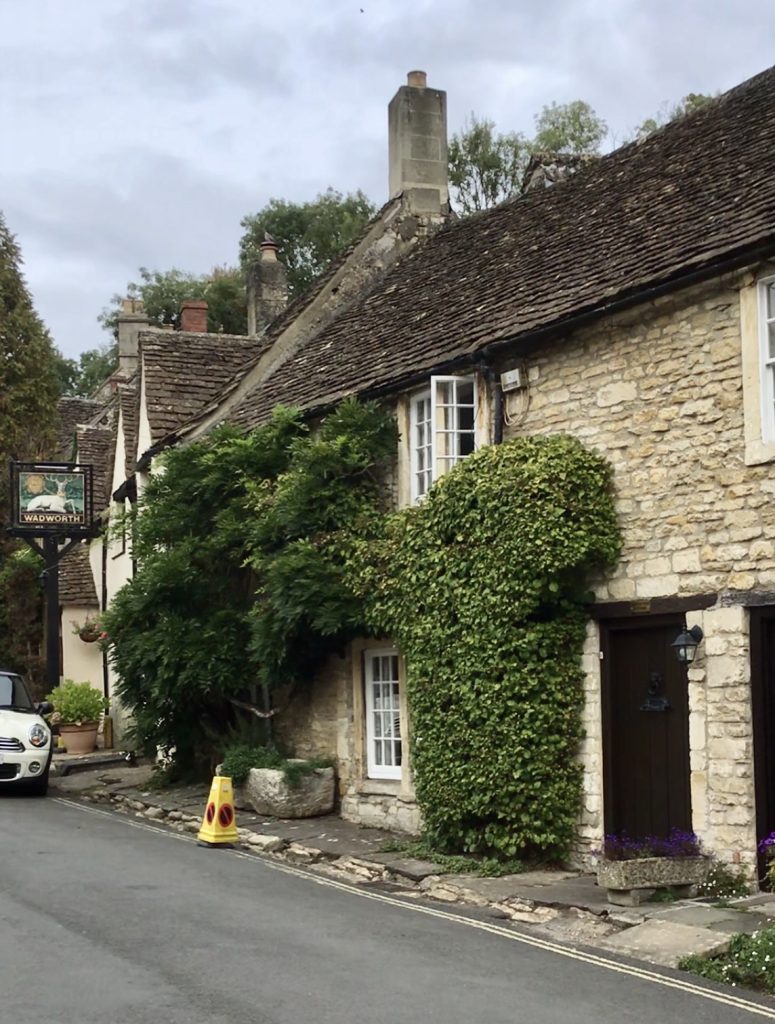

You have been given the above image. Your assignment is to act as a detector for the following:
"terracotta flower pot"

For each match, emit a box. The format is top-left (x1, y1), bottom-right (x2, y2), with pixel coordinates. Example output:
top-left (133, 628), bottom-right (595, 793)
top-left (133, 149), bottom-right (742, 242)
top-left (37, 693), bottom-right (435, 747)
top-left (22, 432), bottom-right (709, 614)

top-left (59, 722), bottom-right (99, 755)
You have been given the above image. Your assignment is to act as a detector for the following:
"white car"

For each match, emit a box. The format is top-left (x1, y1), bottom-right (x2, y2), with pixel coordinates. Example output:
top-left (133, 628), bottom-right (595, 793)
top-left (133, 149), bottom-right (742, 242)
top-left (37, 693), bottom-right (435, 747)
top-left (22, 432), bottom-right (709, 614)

top-left (0, 670), bottom-right (53, 796)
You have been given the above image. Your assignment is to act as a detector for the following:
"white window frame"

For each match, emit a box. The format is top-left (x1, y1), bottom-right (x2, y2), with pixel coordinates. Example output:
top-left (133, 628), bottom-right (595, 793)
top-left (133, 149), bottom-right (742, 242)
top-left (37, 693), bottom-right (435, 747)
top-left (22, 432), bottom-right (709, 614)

top-left (364, 648), bottom-right (402, 781)
top-left (410, 375), bottom-right (478, 503)
top-left (759, 276), bottom-right (775, 443)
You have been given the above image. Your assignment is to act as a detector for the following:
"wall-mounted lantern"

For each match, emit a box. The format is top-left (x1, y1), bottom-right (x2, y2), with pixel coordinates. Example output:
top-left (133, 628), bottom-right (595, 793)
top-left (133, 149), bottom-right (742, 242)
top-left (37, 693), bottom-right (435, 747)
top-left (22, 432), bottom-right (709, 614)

top-left (671, 625), bottom-right (704, 664)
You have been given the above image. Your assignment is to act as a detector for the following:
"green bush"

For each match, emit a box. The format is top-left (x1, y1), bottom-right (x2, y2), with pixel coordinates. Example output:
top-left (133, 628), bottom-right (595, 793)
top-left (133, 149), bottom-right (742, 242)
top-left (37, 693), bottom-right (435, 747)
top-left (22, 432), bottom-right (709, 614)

top-left (46, 679), bottom-right (105, 725)
top-left (221, 745), bottom-right (331, 787)
top-left (681, 927), bottom-right (775, 993)
top-left (359, 434), bottom-right (621, 860)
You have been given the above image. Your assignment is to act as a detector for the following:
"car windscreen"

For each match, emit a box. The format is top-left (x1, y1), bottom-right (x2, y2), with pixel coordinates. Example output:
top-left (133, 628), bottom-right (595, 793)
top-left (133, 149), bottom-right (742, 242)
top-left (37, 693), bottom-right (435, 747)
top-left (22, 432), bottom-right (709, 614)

top-left (0, 673), bottom-right (34, 710)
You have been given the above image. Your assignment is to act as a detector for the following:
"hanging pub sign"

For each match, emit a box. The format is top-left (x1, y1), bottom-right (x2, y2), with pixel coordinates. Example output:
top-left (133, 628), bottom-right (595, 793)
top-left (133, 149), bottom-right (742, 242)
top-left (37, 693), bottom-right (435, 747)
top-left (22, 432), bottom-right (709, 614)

top-left (8, 461), bottom-right (95, 537)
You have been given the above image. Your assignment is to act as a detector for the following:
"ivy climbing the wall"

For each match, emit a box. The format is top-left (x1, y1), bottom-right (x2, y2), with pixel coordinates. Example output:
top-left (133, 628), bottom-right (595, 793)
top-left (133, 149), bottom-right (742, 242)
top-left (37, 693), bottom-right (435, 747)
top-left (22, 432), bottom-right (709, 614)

top-left (359, 434), bottom-right (621, 860)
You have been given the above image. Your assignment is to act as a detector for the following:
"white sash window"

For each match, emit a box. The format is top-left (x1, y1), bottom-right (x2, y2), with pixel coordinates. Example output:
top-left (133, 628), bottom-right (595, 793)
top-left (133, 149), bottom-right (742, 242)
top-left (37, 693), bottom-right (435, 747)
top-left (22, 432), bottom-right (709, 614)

top-left (364, 649), bottom-right (402, 780)
top-left (410, 375), bottom-right (477, 502)
top-left (760, 279), bottom-right (775, 442)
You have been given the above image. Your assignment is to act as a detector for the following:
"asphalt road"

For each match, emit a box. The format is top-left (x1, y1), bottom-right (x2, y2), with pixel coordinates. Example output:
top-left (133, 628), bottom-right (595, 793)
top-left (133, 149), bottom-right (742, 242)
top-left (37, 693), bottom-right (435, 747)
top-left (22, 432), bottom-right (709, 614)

top-left (2, 795), bottom-right (774, 1024)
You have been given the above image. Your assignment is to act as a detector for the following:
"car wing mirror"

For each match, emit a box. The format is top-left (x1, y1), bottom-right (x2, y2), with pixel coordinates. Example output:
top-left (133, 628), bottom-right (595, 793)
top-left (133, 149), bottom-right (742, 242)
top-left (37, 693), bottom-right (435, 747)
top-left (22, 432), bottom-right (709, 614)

top-left (36, 701), bottom-right (54, 715)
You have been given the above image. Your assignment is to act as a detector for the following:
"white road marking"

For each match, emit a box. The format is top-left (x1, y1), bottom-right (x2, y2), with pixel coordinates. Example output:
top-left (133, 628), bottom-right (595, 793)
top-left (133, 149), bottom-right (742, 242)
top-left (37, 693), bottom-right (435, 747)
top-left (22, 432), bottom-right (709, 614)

top-left (52, 796), bottom-right (775, 1019)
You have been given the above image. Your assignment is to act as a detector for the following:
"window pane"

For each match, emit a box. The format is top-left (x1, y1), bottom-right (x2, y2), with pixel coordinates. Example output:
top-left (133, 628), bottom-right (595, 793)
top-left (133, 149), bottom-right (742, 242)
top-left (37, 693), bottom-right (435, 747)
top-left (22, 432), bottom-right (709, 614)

top-left (391, 656), bottom-right (399, 680)
top-left (459, 433), bottom-right (475, 457)
top-left (458, 406), bottom-right (474, 432)
top-left (372, 657), bottom-right (381, 682)
top-left (768, 283), bottom-right (775, 319)
top-left (769, 323), bottom-right (775, 360)
top-left (457, 381), bottom-right (474, 405)
top-left (395, 741), bottom-right (402, 766)
top-left (374, 740), bottom-right (383, 764)
top-left (437, 381), bottom-right (454, 405)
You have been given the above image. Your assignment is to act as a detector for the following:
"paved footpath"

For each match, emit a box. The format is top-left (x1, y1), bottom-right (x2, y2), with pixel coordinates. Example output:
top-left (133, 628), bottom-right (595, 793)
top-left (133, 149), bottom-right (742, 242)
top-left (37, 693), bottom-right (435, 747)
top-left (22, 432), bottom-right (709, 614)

top-left (3, 793), bottom-right (775, 1024)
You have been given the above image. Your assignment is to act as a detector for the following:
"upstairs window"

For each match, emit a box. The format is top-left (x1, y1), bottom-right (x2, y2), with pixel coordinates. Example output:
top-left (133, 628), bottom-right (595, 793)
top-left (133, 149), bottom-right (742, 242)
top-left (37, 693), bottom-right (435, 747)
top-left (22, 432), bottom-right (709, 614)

top-left (410, 375), bottom-right (477, 502)
top-left (761, 278), bottom-right (775, 442)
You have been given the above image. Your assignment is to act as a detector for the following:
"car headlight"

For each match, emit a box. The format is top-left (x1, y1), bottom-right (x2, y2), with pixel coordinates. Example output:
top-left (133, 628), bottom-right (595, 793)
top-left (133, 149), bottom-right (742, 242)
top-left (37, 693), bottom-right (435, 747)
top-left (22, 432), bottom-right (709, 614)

top-left (28, 723), bottom-right (49, 748)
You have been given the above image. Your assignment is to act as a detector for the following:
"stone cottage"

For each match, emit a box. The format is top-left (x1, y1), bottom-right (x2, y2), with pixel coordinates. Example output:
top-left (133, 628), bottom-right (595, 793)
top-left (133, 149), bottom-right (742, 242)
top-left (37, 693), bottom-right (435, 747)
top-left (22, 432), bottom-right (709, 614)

top-left (80, 65), bottom-right (775, 871)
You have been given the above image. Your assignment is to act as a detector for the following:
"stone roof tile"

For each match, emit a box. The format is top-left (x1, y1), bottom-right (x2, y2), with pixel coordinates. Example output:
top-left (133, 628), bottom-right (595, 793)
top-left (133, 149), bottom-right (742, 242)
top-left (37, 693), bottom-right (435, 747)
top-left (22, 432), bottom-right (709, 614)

top-left (228, 63), bottom-right (775, 429)
top-left (140, 330), bottom-right (267, 445)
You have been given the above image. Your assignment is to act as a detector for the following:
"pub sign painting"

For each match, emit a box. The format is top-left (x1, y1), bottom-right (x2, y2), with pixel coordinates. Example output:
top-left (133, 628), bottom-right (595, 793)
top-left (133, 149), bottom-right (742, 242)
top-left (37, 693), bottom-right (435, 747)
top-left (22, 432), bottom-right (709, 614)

top-left (9, 462), bottom-right (94, 536)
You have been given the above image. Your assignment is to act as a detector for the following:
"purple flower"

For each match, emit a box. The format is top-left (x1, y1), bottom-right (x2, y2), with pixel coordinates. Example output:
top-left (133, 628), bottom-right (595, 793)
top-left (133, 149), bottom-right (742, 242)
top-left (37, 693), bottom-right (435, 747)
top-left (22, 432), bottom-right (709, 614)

top-left (597, 828), bottom-right (701, 861)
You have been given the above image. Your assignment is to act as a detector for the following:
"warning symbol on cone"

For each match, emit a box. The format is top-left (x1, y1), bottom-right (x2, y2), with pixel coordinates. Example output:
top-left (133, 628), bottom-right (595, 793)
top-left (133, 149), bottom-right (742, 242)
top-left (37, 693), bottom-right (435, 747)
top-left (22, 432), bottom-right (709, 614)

top-left (198, 775), bottom-right (239, 847)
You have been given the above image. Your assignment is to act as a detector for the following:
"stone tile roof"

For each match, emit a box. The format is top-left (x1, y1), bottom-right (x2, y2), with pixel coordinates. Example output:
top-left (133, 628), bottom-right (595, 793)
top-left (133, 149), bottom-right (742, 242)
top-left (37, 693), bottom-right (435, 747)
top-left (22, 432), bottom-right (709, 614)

top-left (228, 63), bottom-right (775, 429)
top-left (118, 384), bottom-right (138, 477)
top-left (76, 425), bottom-right (114, 507)
top-left (56, 397), bottom-right (105, 459)
top-left (140, 330), bottom-right (267, 445)
top-left (59, 543), bottom-right (98, 607)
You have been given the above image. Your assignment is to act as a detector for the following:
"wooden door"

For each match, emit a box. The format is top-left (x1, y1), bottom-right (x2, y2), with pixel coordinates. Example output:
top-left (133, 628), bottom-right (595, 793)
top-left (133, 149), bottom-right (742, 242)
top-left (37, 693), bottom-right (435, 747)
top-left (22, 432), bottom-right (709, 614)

top-left (602, 616), bottom-right (691, 839)
top-left (751, 607), bottom-right (775, 876)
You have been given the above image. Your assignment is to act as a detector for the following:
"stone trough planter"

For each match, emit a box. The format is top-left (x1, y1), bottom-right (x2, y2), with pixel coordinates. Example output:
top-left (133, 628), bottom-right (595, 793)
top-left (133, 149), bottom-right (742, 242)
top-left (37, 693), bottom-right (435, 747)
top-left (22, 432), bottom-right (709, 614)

top-left (243, 762), bottom-right (335, 819)
top-left (597, 856), bottom-right (710, 906)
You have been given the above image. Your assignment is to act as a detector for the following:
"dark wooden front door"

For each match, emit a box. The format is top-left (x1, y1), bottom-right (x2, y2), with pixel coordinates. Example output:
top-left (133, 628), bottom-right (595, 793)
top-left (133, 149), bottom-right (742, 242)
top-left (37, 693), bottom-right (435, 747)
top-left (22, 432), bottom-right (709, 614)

top-left (602, 616), bottom-right (691, 839)
top-left (751, 607), bottom-right (775, 875)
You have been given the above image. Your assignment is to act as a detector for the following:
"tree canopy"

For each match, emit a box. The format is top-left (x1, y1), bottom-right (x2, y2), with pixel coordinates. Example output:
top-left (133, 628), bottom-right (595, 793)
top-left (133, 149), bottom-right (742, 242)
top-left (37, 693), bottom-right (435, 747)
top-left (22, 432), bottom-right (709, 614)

top-left (239, 188), bottom-right (376, 299)
top-left (0, 211), bottom-right (61, 684)
top-left (448, 101), bottom-right (607, 215)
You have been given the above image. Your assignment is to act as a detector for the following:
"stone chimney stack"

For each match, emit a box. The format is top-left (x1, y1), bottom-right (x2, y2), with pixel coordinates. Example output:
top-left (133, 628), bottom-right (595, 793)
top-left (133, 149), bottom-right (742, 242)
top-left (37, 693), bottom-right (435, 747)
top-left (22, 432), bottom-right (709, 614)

top-left (247, 235), bottom-right (288, 335)
top-left (179, 299), bottom-right (208, 333)
top-left (116, 297), bottom-right (150, 377)
top-left (388, 70), bottom-right (448, 215)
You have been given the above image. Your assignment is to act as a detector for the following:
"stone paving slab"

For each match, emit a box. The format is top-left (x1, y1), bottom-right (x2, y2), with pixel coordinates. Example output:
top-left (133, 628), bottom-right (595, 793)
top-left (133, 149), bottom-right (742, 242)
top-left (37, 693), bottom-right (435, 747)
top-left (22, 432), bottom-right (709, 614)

top-left (437, 872), bottom-right (610, 915)
top-left (384, 858), bottom-right (449, 881)
top-left (711, 913), bottom-right (774, 936)
top-left (599, 919), bottom-right (731, 968)
top-left (644, 903), bottom-right (751, 928)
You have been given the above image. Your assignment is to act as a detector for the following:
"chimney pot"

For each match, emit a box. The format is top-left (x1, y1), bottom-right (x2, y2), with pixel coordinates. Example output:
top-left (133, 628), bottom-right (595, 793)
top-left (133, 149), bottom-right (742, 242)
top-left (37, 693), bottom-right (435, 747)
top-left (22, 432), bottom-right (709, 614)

top-left (407, 70), bottom-right (427, 88)
top-left (179, 299), bottom-right (208, 333)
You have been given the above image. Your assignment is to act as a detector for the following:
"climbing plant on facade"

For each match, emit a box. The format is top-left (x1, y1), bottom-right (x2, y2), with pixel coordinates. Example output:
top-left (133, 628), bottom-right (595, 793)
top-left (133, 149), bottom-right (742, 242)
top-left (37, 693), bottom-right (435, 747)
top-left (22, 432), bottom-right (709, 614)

top-left (103, 401), bottom-right (396, 777)
top-left (357, 434), bottom-right (622, 860)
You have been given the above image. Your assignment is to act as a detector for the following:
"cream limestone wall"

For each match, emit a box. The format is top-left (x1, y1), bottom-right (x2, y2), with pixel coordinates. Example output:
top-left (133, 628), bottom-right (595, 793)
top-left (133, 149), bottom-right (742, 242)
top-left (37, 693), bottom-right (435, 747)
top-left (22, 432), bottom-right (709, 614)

top-left (274, 642), bottom-right (421, 834)
top-left (60, 604), bottom-right (103, 693)
top-left (497, 270), bottom-right (768, 868)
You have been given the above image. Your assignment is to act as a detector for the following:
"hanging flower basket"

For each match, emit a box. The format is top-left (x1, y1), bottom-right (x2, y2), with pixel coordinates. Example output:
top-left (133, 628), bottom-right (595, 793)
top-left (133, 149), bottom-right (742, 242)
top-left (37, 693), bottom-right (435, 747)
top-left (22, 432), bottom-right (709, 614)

top-left (73, 616), bottom-right (106, 645)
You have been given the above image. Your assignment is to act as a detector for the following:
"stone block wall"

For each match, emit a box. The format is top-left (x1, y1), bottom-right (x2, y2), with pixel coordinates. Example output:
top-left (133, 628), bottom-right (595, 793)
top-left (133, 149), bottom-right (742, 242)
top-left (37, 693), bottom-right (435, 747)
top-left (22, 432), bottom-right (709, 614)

top-left (498, 271), bottom-right (765, 870)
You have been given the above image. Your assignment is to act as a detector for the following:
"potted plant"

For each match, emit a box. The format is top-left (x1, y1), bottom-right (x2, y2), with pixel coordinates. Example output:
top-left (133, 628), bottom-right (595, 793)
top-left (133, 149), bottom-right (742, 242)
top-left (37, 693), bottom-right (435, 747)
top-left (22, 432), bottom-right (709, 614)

top-left (595, 829), bottom-right (709, 905)
top-left (45, 680), bottom-right (106, 755)
top-left (72, 615), bottom-right (106, 644)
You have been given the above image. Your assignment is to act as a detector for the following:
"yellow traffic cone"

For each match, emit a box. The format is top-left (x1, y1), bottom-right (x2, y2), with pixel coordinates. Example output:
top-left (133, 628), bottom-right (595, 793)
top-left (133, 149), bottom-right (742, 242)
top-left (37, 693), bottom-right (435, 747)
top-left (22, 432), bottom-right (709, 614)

top-left (197, 775), bottom-right (239, 847)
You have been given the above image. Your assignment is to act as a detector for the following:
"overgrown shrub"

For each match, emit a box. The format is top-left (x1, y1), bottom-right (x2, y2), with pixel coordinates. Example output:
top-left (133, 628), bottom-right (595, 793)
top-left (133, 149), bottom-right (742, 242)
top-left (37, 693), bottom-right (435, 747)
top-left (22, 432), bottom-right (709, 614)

top-left (221, 744), bottom-right (331, 786)
top-left (358, 434), bottom-right (621, 860)
top-left (104, 401), bottom-right (396, 777)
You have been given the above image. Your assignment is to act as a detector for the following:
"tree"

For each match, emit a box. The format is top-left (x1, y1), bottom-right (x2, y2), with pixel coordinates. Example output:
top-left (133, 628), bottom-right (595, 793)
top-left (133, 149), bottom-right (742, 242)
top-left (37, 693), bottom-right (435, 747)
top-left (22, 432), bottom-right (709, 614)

top-left (448, 117), bottom-right (529, 215)
top-left (448, 102), bottom-right (607, 214)
top-left (0, 211), bottom-right (61, 684)
top-left (98, 264), bottom-right (247, 340)
top-left (533, 100), bottom-right (608, 154)
top-left (635, 92), bottom-right (714, 138)
top-left (239, 188), bottom-right (377, 300)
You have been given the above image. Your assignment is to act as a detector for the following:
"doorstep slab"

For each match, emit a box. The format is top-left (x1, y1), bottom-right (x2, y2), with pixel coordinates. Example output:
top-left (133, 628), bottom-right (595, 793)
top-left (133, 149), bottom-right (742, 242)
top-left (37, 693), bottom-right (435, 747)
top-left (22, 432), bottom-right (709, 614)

top-left (643, 903), bottom-right (750, 928)
top-left (599, 919), bottom-right (731, 968)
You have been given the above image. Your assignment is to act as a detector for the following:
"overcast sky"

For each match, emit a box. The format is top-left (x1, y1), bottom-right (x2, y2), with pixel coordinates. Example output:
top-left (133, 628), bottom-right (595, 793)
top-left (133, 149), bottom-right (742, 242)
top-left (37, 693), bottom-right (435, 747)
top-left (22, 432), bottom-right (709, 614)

top-left (1, 0), bottom-right (773, 360)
